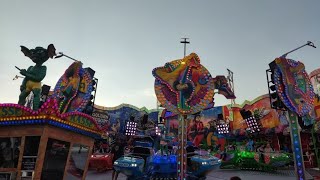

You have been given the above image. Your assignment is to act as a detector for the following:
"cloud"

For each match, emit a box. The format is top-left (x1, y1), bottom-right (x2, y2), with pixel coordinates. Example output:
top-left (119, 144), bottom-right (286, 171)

top-left (142, 88), bottom-right (156, 97)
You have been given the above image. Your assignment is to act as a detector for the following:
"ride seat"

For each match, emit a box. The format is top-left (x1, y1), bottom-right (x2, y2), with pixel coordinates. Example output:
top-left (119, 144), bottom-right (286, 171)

top-left (132, 147), bottom-right (151, 165)
top-left (186, 146), bottom-right (196, 167)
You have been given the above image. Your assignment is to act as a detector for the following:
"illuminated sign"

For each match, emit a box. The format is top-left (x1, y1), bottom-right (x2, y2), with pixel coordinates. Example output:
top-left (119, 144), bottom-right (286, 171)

top-left (91, 110), bottom-right (110, 130)
top-left (0, 106), bottom-right (29, 118)
top-left (92, 112), bottom-right (109, 121)
top-left (66, 115), bottom-right (95, 129)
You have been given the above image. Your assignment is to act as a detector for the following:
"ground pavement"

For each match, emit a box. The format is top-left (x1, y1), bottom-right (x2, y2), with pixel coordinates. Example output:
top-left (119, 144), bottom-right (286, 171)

top-left (86, 168), bottom-right (320, 180)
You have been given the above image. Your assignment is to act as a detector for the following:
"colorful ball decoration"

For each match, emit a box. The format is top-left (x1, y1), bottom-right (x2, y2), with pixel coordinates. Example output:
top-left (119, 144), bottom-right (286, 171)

top-left (273, 57), bottom-right (315, 116)
top-left (152, 53), bottom-right (215, 115)
top-left (52, 61), bottom-right (94, 113)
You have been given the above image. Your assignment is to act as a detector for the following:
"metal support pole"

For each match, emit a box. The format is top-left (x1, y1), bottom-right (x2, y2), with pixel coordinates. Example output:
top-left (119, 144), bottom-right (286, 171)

top-left (177, 38), bottom-right (190, 180)
top-left (54, 52), bottom-right (78, 61)
top-left (288, 111), bottom-right (306, 180)
top-left (177, 114), bottom-right (187, 180)
top-left (311, 124), bottom-right (320, 168)
top-left (180, 38), bottom-right (190, 57)
top-left (281, 41), bottom-right (316, 58)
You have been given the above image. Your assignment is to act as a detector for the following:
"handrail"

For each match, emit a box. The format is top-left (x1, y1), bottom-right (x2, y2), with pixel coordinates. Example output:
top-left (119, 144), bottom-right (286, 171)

top-left (123, 153), bottom-right (150, 158)
top-left (126, 155), bottom-right (144, 160)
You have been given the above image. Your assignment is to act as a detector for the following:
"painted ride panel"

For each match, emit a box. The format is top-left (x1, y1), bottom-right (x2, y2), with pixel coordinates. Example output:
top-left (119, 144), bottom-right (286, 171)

top-left (189, 155), bottom-right (221, 177)
top-left (220, 150), bottom-right (291, 171)
top-left (89, 153), bottom-right (114, 171)
top-left (149, 149), bottom-right (221, 179)
top-left (114, 138), bottom-right (153, 180)
top-left (151, 154), bottom-right (177, 174)
top-left (113, 156), bottom-right (145, 178)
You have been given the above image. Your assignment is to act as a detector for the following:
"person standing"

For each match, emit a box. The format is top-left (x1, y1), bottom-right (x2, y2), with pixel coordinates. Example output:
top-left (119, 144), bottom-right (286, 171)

top-left (263, 143), bottom-right (274, 164)
top-left (111, 137), bottom-right (125, 180)
top-left (264, 143), bottom-right (274, 154)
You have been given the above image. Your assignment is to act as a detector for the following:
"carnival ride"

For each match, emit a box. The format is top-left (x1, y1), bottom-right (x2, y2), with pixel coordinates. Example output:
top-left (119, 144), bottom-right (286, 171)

top-left (185, 147), bottom-right (221, 179)
top-left (113, 135), bottom-right (154, 179)
top-left (149, 148), bottom-right (221, 180)
top-left (89, 152), bottom-right (114, 172)
top-left (4, 42), bottom-right (318, 180)
top-left (83, 42), bottom-right (318, 180)
top-left (161, 90), bottom-right (317, 174)
top-left (113, 134), bottom-right (222, 180)
top-left (220, 149), bottom-right (291, 172)
top-left (152, 53), bottom-right (235, 179)
top-left (267, 56), bottom-right (315, 179)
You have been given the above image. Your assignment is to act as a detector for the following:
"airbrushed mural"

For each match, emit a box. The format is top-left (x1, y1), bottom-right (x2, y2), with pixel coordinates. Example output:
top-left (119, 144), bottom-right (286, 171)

top-left (310, 68), bottom-right (320, 121)
top-left (92, 104), bottom-right (161, 137)
top-left (165, 106), bottom-right (229, 149)
top-left (235, 95), bottom-right (288, 135)
top-left (165, 94), bottom-right (291, 149)
top-left (310, 68), bottom-right (320, 132)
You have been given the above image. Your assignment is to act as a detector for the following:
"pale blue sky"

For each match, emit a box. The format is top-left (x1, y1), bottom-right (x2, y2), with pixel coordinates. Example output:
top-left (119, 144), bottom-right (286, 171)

top-left (1, 0), bottom-right (319, 109)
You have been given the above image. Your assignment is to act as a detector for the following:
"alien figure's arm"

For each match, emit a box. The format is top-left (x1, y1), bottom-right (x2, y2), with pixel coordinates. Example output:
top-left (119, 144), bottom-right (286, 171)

top-left (21, 66), bottom-right (47, 82)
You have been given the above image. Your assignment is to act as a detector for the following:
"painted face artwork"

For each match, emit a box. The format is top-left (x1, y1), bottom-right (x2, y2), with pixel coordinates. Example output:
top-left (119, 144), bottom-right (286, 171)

top-left (153, 53), bottom-right (235, 115)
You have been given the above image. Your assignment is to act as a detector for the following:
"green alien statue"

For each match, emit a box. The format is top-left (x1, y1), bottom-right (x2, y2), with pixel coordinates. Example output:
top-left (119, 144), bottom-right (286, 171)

top-left (18, 44), bottom-right (56, 110)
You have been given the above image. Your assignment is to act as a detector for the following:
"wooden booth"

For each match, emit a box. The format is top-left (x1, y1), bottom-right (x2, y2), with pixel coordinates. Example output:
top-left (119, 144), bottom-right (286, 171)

top-left (0, 99), bottom-right (103, 180)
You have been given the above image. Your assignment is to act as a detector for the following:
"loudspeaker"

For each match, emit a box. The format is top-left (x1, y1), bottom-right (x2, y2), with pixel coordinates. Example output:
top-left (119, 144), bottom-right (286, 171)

top-left (41, 85), bottom-right (51, 96)
top-left (85, 67), bottom-right (95, 78)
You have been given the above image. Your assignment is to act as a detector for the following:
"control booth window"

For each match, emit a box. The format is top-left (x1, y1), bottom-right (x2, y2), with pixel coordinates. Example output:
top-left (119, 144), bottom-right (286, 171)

top-left (41, 138), bottom-right (70, 180)
top-left (66, 144), bottom-right (89, 179)
top-left (0, 137), bottom-right (21, 168)
top-left (23, 136), bottom-right (41, 156)
top-left (0, 172), bottom-right (17, 180)
top-left (21, 136), bottom-right (41, 180)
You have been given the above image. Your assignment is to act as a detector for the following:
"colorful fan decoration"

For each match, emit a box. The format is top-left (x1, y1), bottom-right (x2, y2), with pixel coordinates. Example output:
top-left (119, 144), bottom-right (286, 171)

top-left (273, 57), bottom-right (315, 116)
top-left (153, 53), bottom-right (235, 115)
top-left (52, 61), bottom-right (94, 113)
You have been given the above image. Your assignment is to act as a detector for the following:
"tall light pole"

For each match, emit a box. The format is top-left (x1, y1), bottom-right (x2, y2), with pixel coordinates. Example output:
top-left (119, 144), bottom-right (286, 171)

top-left (281, 41), bottom-right (316, 58)
top-left (177, 37), bottom-right (190, 180)
top-left (180, 38), bottom-right (190, 57)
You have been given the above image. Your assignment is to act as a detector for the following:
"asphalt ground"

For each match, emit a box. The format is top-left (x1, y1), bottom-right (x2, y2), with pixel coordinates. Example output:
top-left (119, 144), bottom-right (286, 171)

top-left (86, 168), bottom-right (319, 180)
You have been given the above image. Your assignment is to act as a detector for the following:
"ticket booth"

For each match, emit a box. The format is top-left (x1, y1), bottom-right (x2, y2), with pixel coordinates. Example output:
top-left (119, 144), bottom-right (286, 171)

top-left (0, 100), bottom-right (103, 180)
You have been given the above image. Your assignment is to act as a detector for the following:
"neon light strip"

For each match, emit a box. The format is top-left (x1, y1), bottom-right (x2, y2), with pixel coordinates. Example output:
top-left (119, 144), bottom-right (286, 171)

top-left (0, 119), bottom-right (101, 138)
top-left (288, 111), bottom-right (306, 180)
